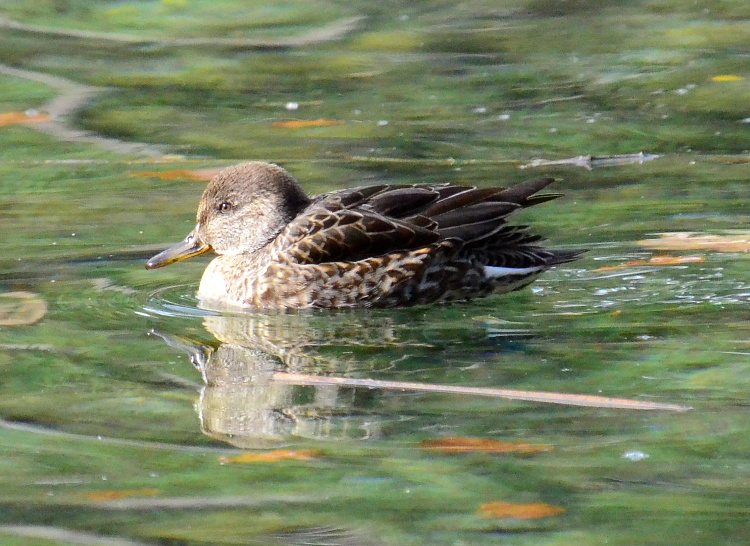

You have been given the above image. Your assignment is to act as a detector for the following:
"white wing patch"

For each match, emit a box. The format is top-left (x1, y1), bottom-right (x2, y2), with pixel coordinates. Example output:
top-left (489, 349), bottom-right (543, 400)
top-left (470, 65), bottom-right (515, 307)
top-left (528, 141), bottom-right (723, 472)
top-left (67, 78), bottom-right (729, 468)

top-left (483, 265), bottom-right (544, 278)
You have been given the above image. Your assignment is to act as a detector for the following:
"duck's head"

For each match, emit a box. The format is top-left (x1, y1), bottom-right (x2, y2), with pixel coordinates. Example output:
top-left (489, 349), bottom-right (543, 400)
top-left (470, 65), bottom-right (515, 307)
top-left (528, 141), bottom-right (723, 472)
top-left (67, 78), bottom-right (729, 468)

top-left (146, 162), bottom-right (311, 269)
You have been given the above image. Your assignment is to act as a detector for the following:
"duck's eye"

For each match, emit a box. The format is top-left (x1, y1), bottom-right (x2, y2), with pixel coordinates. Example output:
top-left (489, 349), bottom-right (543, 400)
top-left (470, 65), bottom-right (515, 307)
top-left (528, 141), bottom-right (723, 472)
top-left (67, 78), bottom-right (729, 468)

top-left (218, 202), bottom-right (232, 212)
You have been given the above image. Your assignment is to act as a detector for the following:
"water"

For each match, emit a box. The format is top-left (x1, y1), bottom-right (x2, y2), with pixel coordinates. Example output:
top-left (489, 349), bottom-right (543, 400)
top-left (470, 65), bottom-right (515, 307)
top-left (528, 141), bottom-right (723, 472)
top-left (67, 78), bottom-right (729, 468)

top-left (1, 1), bottom-right (749, 544)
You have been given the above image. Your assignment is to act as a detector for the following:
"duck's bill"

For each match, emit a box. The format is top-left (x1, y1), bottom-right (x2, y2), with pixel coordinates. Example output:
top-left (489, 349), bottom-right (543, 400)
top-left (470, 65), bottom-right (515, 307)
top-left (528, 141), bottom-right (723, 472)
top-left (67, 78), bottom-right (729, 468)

top-left (146, 230), bottom-right (211, 269)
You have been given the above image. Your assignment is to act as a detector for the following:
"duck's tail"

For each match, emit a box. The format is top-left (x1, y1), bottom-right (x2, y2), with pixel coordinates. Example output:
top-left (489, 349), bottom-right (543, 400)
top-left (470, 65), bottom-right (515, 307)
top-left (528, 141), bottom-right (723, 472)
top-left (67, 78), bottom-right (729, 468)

top-left (545, 247), bottom-right (587, 266)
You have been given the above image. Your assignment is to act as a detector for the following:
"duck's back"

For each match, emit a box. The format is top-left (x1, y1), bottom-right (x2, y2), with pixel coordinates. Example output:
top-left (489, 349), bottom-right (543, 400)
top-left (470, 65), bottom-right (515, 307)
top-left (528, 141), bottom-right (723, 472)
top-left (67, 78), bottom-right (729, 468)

top-left (207, 178), bottom-right (581, 309)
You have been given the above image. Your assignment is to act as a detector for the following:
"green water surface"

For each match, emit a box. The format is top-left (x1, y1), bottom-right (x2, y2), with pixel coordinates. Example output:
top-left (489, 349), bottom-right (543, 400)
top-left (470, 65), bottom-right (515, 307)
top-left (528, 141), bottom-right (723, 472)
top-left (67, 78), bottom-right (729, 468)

top-left (0, 1), bottom-right (749, 544)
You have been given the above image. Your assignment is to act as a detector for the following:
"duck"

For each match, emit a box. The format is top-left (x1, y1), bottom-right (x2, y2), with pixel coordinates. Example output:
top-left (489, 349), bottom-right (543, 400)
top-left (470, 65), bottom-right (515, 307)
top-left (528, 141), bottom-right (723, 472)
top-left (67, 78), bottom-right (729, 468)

top-left (146, 162), bottom-right (582, 309)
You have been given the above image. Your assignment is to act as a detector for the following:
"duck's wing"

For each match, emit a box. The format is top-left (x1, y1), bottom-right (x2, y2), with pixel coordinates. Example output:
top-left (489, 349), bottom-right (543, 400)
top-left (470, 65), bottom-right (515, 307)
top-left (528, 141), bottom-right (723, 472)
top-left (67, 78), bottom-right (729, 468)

top-left (270, 179), bottom-right (561, 265)
top-left (269, 185), bottom-right (442, 265)
top-left (467, 224), bottom-right (584, 269)
top-left (404, 177), bottom-right (561, 244)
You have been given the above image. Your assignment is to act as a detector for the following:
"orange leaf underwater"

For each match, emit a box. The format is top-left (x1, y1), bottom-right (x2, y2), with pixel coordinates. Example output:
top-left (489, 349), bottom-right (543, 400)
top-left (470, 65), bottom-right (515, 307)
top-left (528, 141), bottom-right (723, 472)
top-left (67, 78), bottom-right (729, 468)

top-left (638, 232), bottom-right (750, 253)
top-left (272, 119), bottom-right (343, 129)
top-left (0, 111), bottom-right (51, 126)
top-left (87, 488), bottom-right (159, 502)
top-left (220, 449), bottom-right (322, 464)
top-left (711, 75), bottom-right (743, 82)
top-left (478, 501), bottom-right (566, 519)
top-left (594, 255), bottom-right (705, 272)
top-left (420, 437), bottom-right (551, 454)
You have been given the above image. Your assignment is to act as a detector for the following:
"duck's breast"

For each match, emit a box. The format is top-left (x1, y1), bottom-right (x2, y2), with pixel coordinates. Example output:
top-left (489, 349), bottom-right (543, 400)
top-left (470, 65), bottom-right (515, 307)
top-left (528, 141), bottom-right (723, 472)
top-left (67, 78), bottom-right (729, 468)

top-left (198, 257), bottom-right (230, 304)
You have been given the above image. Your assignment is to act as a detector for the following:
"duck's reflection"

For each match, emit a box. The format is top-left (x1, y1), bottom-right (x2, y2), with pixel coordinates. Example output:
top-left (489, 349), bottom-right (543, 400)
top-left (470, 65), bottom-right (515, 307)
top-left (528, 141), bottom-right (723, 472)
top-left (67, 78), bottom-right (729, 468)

top-left (153, 307), bottom-right (686, 448)
top-left (155, 311), bottom-right (447, 448)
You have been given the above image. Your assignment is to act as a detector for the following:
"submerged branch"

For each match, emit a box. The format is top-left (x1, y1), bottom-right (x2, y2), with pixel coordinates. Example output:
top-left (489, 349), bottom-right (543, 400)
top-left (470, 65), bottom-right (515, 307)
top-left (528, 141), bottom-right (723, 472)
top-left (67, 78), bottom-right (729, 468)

top-left (521, 152), bottom-right (659, 170)
top-left (274, 372), bottom-right (691, 412)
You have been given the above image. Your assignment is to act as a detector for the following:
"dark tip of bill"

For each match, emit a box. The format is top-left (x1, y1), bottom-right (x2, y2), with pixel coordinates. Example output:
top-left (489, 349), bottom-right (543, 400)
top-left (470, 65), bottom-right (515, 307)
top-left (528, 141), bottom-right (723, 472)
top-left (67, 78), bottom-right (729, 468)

top-left (145, 256), bottom-right (163, 269)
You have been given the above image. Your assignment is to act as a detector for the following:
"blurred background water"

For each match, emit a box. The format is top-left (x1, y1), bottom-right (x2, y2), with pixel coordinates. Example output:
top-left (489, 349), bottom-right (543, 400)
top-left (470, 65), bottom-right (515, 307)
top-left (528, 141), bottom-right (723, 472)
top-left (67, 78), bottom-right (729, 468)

top-left (0, 1), bottom-right (748, 544)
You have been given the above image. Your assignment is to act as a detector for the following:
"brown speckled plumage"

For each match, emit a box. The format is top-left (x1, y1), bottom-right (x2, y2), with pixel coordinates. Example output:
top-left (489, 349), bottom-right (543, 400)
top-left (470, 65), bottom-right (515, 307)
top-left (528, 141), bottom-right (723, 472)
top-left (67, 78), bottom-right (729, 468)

top-left (147, 162), bottom-right (582, 309)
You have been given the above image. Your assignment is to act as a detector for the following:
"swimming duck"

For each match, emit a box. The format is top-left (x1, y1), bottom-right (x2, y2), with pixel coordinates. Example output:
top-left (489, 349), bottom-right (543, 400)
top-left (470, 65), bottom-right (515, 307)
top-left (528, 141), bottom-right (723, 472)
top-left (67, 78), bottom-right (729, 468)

top-left (146, 162), bottom-right (582, 309)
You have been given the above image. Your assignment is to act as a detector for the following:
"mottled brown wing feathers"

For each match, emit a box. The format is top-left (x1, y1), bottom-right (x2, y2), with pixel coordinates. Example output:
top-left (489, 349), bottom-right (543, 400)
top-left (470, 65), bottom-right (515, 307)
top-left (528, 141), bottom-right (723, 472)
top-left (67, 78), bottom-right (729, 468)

top-left (431, 201), bottom-right (519, 242)
top-left (474, 224), bottom-right (544, 247)
top-left (467, 225), bottom-right (583, 268)
top-left (438, 218), bottom-right (505, 243)
top-left (330, 184), bottom-right (390, 208)
top-left (490, 177), bottom-right (557, 207)
top-left (478, 247), bottom-right (582, 268)
top-left (365, 187), bottom-right (439, 217)
top-left (274, 179), bottom-right (566, 267)
top-left (406, 214), bottom-right (439, 231)
top-left (521, 193), bottom-right (563, 207)
top-left (432, 201), bottom-right (519, 227)
top-left (278, 205), bottom-right (440, 264)
top-left (419, 187), bottom-right (508, 217)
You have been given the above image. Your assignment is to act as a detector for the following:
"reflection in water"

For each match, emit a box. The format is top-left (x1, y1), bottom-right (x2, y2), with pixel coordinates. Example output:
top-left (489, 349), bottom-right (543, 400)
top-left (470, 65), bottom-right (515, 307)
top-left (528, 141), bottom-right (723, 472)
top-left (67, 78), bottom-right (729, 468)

top-left (155, 312), bottom-right (431, 448)
top-left (153, 301), bottom-right (690, 448)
